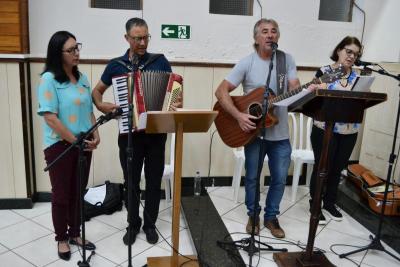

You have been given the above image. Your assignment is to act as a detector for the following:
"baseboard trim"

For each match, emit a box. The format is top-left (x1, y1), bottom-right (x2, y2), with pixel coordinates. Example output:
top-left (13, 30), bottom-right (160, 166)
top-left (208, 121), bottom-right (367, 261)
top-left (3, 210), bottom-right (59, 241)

top-left (182, 175), bottom-right (298, 187)
top-left (1, 174), bottom-right (308, 209)
top-left (0, 198), bottom-right (33, 209)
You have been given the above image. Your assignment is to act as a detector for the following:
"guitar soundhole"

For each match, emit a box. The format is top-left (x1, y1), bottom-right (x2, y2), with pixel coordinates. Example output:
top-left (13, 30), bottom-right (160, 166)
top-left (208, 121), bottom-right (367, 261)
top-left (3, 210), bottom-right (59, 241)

top-left (248, 103), bottom-right (262, 120)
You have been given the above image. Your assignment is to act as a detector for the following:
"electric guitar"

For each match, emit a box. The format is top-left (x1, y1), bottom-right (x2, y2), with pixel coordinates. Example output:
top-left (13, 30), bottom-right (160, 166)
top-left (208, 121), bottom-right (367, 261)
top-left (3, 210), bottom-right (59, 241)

top-left (213, 66), bottom-right (346, 148)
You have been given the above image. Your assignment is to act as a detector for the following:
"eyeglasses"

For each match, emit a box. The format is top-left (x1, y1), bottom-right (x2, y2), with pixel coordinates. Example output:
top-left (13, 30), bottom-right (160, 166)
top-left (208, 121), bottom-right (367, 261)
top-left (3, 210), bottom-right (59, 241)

top-left (62, 43), bottom-right (82, 54)
top-left (344, 48), bottom-right (360, 58)
top-left (127, 34), bottom-right (151, 42)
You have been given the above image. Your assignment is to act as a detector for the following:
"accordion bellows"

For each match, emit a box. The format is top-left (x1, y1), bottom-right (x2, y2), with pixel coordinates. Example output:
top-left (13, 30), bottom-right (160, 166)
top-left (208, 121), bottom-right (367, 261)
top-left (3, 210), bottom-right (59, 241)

top-left (112, 71), bottom-right (183, 133)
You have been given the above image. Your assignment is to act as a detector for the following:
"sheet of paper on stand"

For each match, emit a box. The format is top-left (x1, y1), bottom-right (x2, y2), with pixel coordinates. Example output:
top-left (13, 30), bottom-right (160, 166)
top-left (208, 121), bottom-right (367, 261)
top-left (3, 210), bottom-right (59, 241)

top-left (351, 75), bottom-right (375, 92)
top-left (273, 89), bottom-right (311, 107)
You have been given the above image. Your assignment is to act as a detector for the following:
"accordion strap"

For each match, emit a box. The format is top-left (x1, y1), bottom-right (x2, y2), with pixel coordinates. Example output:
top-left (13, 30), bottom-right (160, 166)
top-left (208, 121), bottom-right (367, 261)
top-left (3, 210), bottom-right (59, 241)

top-left (111, 53), bottom-right (164, 71)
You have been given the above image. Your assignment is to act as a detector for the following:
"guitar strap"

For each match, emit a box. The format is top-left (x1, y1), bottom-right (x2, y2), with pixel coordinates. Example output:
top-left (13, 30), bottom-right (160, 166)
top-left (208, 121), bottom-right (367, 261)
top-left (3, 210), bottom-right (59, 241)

top-left (275, 49), bottom-right (287, 95)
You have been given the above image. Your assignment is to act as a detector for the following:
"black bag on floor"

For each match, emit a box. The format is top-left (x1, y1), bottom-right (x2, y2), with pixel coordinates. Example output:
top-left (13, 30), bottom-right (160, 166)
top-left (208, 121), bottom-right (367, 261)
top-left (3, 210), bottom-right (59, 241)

top-left (83, 181), bottom-right (123, 221)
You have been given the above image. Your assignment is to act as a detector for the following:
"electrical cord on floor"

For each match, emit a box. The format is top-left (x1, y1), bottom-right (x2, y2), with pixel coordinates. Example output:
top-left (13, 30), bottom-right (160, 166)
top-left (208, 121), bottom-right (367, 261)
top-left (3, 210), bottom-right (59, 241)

top-left (219, 231), bottom-right (327, 254)
top-left (330, 243), bottom-right (369, 267)
top-left (207, 129), bottom-right (218, 185)
top-left (132, 187), bottom-right (195, 263)
top-left (192, 128), bottom-right (234, 267)
top-left (206, 130), bottom-right (262, 266)
top-left (138, 129), bottom-right (220, 266)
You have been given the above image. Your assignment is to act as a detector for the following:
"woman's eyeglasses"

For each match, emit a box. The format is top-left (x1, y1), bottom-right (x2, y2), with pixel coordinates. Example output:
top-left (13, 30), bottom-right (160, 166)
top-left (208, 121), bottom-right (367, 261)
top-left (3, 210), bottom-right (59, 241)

top-left (62, 43), bottom-right (82, 54)
top-left (344, 48), bottom-right (360, 58)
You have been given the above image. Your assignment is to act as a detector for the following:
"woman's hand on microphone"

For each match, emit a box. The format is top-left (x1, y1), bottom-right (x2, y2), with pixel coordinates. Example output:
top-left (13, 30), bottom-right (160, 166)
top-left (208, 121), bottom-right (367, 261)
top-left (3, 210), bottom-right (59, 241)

top-left (84, 137), bottom-right (100, 151)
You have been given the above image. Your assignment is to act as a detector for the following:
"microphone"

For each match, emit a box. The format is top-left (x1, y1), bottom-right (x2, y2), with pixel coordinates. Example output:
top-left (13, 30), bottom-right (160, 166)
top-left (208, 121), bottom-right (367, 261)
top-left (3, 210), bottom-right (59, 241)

top-left (355, 59), bottom-right (377, 66)
top-left (103, 107), bottom-right (123, 121)
top-left (270, 42), bottom-right (278, 51)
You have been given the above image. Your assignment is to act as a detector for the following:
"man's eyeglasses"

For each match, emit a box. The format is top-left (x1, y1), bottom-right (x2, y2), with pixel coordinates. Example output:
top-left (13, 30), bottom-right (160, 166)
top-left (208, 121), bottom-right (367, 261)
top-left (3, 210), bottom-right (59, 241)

top-left (62, 43), bottom-right (82, 54)
top-left (127, 34), bottom-right (151, 42)
top-left (344, 48), bottom-right (360, 58)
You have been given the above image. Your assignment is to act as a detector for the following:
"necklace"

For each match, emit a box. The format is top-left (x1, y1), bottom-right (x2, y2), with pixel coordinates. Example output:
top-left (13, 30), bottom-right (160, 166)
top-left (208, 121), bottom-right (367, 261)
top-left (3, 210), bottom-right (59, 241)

top-left (339, 74), bottom-right (350, 88)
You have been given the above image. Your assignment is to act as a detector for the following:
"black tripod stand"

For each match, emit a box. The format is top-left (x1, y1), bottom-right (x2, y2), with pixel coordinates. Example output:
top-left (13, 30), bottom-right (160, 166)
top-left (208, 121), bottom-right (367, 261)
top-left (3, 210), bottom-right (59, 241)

top-left (44, 108), bottom-right (122, 266)
top-left (126, 58), bottom-right (139, 267)
top-left (217, 44), bottom-right (287, 267)
top-left (339, 66), bottom-right (400, 262)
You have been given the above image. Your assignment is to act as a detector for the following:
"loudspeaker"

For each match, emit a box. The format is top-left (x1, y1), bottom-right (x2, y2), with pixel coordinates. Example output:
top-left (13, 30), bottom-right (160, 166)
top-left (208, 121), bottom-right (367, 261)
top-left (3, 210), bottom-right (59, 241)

top-left (319, 0), bottom-right (354, 22)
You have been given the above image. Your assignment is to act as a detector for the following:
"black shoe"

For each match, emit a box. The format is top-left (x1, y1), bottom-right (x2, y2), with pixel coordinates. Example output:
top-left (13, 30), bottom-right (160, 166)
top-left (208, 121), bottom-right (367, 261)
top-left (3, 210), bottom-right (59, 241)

top-left (58, 241), bottom-right (71, 261)
top-left (323, 204), bottom-right (343, 221)
top-left (144, 228), bottom-right (159, 244)
top-left (123, 228), bottom-right (139, 245)
top-left (69, 238), bottom-right (96, 250)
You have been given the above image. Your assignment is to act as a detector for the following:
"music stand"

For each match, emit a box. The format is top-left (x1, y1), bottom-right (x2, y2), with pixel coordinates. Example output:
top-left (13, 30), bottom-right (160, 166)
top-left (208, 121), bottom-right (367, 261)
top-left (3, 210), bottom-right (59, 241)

top-left (145, 110), bottom-right (218, 267)
top-left (338, 68), bottom-right (400, 261)
top-left (273, 89), bottom-right (387, 267)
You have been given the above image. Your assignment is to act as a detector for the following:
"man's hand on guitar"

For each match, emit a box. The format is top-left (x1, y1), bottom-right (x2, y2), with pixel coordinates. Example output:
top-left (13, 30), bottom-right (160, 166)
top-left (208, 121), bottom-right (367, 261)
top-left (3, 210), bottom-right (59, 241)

top-left (97, 102), bottom-right (119, 114)
top-left (237, 112), bottom-right (257, 133)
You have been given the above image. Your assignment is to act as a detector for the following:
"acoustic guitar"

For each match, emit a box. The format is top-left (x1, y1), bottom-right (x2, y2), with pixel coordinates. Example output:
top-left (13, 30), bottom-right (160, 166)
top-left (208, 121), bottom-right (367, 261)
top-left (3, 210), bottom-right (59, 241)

top-left (347, 164), bottom-right (400, 216)
top-left (213, 66), bottom-right (346, 148)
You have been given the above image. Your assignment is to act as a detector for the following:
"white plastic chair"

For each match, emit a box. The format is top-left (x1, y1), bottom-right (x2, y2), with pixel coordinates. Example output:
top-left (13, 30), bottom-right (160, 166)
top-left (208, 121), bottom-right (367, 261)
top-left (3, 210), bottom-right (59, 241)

top-left (141, 133), bottom-right (175, 202)
top-left (231, 146), bottom-right (269, 203)
top-left (290, 113), bottom-right (314, 202)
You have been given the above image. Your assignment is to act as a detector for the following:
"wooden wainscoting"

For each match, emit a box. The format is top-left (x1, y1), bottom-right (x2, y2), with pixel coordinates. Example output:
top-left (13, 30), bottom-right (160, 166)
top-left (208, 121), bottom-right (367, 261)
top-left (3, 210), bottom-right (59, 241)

top-left (0, 0), bottom-right (29, 53)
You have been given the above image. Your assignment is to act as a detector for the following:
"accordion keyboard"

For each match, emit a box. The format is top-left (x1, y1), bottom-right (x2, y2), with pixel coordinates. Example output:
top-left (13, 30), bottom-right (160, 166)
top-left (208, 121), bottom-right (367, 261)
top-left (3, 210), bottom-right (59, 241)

top-left (112, 75), bottom-right (129, 133)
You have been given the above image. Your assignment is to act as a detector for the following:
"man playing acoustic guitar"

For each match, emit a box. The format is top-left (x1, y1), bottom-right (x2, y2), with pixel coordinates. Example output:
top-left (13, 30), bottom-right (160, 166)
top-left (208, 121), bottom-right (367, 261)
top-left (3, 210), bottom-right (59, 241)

top-left (215, 18), bottom-right (301, 238)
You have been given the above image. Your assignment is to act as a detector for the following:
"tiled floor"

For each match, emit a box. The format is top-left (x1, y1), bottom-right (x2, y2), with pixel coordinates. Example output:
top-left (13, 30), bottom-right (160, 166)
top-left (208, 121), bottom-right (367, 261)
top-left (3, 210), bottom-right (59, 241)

top-left (0, 186), bottom-right (399, 267)
top-left (208, 185), bottom-right (400, 267)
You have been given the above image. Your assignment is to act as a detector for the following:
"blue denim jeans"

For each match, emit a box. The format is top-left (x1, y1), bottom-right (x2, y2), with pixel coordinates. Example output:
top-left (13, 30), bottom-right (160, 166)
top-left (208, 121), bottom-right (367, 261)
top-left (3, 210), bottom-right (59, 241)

top-left (244, 138), bottom-right (291, 221)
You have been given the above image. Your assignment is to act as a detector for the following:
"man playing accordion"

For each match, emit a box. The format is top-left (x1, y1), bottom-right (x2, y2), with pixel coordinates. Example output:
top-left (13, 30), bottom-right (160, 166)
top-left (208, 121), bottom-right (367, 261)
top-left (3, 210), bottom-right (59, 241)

top-left (92, 17), bottom-right (182, 246)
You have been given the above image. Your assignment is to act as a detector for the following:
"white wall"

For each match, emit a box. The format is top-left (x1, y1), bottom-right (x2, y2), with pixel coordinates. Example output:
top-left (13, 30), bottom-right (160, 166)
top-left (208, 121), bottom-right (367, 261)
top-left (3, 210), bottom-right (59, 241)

top-left (28, 0), bottom-right (400, 65)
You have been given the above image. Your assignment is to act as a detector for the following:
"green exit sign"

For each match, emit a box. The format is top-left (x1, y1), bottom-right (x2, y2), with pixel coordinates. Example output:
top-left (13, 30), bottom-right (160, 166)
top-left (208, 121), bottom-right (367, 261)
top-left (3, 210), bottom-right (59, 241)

top-left (161, 24), bottom-right (191, 40)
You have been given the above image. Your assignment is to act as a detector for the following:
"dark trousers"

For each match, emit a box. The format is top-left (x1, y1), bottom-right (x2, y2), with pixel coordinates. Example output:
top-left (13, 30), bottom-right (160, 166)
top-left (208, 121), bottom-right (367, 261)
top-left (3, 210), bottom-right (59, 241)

top-left (44, 141), bottom-right (92, 241)
top-left (310, 125), bottom-right (357, 207)
top-left (118, 132), bottom-right (167, 231)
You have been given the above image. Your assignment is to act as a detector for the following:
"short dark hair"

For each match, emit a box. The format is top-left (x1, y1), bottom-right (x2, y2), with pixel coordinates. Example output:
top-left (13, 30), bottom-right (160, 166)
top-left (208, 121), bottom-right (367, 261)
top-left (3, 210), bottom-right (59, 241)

top-left (330, 36), bottom-right (363, 61)
top-left (125, 17), bottom-right (148, 33)
top-left (42, 31), bottom-right (80, 83)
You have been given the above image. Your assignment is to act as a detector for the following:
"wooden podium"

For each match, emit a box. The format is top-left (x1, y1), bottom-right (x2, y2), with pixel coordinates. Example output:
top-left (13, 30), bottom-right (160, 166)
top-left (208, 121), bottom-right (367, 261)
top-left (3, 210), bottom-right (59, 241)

top-left (273, 89), bottom-right (387, 267)
top-left (145, 110), bottom-right (218, 267)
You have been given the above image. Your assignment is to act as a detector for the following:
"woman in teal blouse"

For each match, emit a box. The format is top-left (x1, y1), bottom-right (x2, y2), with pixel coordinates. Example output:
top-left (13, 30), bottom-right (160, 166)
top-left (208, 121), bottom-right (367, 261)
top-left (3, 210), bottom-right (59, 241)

top-left (37, 31), bottom-right (99, 260)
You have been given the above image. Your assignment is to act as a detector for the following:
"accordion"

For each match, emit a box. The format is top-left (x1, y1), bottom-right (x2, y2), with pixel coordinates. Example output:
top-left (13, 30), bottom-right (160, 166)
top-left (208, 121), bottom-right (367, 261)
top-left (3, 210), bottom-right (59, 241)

top-left (112, 71), bottom-right (183, 133)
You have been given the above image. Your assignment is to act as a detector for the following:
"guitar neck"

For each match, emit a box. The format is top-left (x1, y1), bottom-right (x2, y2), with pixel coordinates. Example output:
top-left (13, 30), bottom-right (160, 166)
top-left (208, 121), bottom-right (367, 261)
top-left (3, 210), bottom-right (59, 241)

top-left (269, 79), bottom-right (317, 105)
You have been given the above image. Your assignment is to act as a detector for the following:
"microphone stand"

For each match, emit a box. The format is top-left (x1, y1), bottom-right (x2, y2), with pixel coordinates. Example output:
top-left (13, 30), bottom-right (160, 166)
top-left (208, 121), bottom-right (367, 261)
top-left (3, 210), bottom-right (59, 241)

top-left (126, 57), bottom-right (138, 267)
top-left (339, 66), bottom-right (400, 262)
top-left (44, 111), bottom-right (117, 267)
top-left (217, 46), bottom-right (287, 267)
